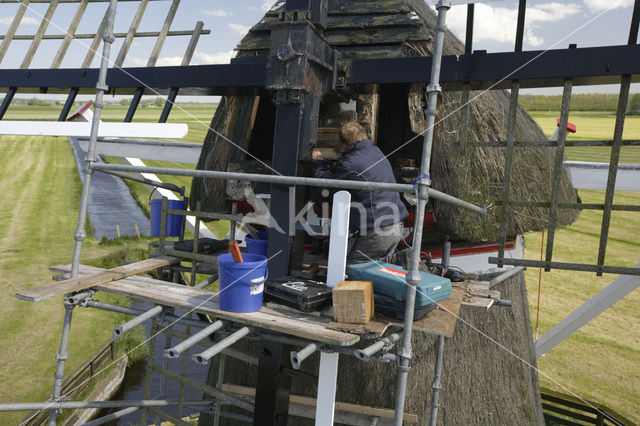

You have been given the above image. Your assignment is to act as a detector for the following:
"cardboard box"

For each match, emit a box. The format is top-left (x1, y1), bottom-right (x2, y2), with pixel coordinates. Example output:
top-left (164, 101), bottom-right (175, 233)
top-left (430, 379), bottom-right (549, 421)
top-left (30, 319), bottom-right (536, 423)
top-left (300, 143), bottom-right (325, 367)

top-left (332, 281), bottom-right (374, 324)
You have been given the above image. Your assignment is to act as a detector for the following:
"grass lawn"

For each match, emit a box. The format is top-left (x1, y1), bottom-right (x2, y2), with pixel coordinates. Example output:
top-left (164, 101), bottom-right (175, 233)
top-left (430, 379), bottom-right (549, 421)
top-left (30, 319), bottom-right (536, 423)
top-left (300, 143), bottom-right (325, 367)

top-left (0, 134), bottom-right (153, 424)
top-left (525, 112), bottom-right (639, 422)
top-left (528, 110), bottom-right (640, 163)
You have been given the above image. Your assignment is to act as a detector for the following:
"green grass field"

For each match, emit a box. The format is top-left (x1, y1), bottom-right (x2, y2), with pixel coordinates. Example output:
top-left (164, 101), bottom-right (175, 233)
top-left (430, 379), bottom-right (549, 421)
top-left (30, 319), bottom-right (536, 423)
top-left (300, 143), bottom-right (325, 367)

top-left (0, 103), bottom-right (637, 423)
top-left (525, 112), bottom-right (639, 423)
top-left (528, 110), bottom-right (640, 163)
top-left (0, 134), bottom-right (153, 424)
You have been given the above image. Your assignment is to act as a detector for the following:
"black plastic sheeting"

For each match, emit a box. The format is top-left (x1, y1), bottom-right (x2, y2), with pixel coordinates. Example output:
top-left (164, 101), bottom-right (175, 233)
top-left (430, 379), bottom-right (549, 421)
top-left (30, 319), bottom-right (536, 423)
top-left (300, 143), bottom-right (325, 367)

top-left (70, 138), bottom-right (151, 240)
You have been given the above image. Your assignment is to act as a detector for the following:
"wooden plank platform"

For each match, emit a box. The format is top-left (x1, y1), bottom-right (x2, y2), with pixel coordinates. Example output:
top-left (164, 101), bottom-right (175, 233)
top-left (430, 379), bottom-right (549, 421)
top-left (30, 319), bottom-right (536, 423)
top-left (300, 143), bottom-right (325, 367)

top-left (221, 384), bottom-right (419, 425)
top-left (50, 264), bottom-right (359, 346)
top-left (16, 256), bottom-right (178, 302)
top-left (328, 284), bottom-right (464, 338)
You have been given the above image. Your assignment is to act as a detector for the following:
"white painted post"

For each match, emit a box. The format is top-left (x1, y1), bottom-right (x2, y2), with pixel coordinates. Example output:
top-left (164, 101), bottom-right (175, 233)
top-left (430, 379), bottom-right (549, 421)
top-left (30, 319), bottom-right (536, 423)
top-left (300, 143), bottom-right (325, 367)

top-left (315, 190), bottom-right (350, 425)
top-left (315, 351), bottom-right (340, 426)
top-left (326, 190), bottom-right (351, 287)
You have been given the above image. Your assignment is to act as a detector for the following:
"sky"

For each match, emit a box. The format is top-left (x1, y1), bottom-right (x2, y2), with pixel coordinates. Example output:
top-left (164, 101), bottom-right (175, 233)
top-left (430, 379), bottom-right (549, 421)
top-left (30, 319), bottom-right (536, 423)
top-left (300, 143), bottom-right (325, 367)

top-left (0, 0), bottom-right (637, 97)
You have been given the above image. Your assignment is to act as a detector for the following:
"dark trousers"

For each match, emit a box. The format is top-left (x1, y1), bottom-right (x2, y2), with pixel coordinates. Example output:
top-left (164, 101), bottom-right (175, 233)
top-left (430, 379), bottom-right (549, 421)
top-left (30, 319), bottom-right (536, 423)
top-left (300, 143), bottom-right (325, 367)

top-left (346, 222), bottom-right (403, 264)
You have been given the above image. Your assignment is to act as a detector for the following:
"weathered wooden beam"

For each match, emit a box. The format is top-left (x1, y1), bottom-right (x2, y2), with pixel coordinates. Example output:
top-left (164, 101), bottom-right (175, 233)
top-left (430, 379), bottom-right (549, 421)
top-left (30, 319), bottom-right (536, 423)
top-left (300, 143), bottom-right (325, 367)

top-left (221, 384), bottom-right (420, 424)
top-left (0, 0), bottom-right (29, 64)
top-left (159, 21), bottom-right (204, 122)
top-left (147, 0), bottom-right (180, 66)
top-left (1, 0), bottom-right (163, 2)
top-left (265, 0), bottom-right (412, 16)
top-left (51, 0), bottom-right (88, 68)
top-left (21, 0), bottom-right (60, 69)
top-left (251, 12), bottom-right (420, 32)
top-left (1, 30), bottom-right (211, 41)
top-left (114, 0), bottom-right (149, 67)
top-left (16, 256), bottom-right (178, 302)
top-left (181, 21), bottom-right (203, 66)
top-left (153, 365), bottom-right (254, 412)
top-left (239, 26), bottom-right (427, 51)
top-left (81, 5), bottom-right (108, 68)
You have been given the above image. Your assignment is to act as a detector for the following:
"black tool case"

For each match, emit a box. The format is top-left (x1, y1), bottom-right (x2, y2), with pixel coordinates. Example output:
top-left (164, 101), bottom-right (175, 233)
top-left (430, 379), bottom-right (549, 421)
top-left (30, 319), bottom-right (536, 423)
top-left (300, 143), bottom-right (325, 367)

top-left (264, 277), bottom-right (333, 313)
top-left (374, 293), bottom-right (436, 321)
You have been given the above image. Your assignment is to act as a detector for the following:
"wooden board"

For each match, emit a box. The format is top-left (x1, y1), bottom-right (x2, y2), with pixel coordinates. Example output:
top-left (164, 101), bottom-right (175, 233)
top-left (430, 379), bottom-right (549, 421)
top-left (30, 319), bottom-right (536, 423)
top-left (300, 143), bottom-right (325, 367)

top-left (252, 13), bottom-right (420, 32)
top-left (328, 285), bottom-right (464, 338)
top-left (16, 256), bottom-right (178, 302)
top-left (457, 280), bottom-right (501, 309)
top-left (221, 384), bottom-right (419, 424)
top-left (238, 26), bottom-right (428, 51)
top-left (50, 264), bottom-right (359, 346)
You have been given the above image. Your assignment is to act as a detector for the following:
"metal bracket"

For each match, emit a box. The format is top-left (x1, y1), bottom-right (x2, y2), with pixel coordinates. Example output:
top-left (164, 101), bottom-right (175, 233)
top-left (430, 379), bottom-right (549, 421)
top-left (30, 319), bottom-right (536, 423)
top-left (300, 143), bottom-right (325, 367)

top-left (427, 83), bottom-right (442, 94)
top-left (397, 346), bottom-right (412, 360)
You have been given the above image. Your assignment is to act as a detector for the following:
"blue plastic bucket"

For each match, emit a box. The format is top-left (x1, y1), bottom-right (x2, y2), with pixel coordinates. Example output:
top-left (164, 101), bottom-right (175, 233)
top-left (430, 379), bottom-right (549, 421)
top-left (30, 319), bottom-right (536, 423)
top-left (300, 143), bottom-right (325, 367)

top-left (149, 186), bottom-right (186, 237)
top-left (218, 253), bottom-right (267, 313)
top-left (150, 199), bottom-right (186, 237)
top-left (245, 231), bottom-right (269, 257)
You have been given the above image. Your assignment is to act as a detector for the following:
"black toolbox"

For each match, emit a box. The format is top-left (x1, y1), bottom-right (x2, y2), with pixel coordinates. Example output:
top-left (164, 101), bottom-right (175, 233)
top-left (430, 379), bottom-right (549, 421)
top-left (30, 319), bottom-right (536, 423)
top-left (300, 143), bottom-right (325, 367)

top-left (374, 293), bottom-right (436, 321)
top-left (264, 277), bottom-right (333, 313)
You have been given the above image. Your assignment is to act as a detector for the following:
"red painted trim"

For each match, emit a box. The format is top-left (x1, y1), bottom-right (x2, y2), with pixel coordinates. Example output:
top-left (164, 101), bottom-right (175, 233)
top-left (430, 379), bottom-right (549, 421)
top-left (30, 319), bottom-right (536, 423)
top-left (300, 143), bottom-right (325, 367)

top-left (67, 100), bottom-right (93, 121)
top-left (421, 240), bottom-right (516, 259)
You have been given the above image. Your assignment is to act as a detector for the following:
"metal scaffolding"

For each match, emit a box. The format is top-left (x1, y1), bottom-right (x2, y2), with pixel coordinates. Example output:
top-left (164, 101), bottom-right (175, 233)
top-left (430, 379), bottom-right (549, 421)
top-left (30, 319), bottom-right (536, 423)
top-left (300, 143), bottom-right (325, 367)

top-left (1, 0), bottom-right (639, 425)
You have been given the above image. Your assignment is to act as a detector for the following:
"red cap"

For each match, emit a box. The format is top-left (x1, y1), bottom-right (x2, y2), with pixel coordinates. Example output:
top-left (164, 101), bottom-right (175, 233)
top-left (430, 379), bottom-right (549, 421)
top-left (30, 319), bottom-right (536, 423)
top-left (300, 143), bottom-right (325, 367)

top-left (557, 118), bottom-right (577, 133)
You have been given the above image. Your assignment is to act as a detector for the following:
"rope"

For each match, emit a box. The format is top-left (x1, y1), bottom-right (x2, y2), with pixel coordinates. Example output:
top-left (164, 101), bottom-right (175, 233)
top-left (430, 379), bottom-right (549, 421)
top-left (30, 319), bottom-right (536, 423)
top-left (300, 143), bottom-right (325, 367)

top-left (534, 230), bottom-right (545, 340)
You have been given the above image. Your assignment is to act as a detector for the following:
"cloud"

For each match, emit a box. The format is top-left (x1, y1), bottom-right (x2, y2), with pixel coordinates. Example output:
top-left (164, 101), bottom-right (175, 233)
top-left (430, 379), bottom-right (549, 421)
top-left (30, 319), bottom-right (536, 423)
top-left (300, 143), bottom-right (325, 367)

top-left (194, 50), bottom-right (235, 65)
top-left (260, 1), bottom-right (280, 12)
top-left (204, 9), bottom-right (231, 17)
top-left (246, 1), bottom-right (283, 12)
top-left (126, 56), bottom-right (147, 67)
top-left (228, 23), bottom-right (250, 35)
top-left (0, 16), bottom-right (40, 26)
top-left (157, 56), bottom-right (184, 66)
top-left (446, 2), bottom-right (582, 47)
top-left (583, 0), bottom-right (634, 13)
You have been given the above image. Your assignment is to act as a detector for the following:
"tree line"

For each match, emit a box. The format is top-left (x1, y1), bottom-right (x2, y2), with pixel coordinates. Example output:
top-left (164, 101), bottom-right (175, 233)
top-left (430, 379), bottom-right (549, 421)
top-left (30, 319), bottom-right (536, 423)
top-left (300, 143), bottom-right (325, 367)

top-left (520, 93), bottom-right (640, 114)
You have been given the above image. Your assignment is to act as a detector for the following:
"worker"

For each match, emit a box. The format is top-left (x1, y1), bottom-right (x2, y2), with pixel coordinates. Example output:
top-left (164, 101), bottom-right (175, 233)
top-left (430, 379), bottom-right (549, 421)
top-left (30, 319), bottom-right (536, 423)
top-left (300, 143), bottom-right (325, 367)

top-left (312, 121), bottom-right (408, 264)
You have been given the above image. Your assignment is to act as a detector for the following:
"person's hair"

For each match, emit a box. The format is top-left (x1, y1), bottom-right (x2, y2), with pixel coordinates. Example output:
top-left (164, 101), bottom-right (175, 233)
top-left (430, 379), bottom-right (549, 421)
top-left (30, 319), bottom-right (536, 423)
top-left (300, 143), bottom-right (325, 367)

top-left (339, 121), bottom-right (368, 146)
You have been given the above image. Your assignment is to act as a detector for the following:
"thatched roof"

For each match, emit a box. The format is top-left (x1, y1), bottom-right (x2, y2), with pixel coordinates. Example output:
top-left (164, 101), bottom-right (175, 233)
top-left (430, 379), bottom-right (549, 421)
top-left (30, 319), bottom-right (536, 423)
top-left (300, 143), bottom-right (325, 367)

top-left (191, 0), bottom-right (579, 242)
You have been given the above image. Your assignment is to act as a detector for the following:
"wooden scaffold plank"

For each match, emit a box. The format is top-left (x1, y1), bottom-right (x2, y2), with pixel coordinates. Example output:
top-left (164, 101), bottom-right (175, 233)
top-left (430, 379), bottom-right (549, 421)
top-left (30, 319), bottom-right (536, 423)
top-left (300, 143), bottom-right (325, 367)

top-left (49, 264), bottom-right (360, 346)
top-left (16, 256), bottom-right (178, 302)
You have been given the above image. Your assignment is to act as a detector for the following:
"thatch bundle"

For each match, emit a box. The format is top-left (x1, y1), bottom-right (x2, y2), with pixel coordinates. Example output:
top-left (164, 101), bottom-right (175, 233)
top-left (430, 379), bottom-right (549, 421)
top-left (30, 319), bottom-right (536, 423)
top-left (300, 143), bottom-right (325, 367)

top-left (428, 89), bottom-right (579, 241)
top-left (190, 0), bottom-right (579, 242)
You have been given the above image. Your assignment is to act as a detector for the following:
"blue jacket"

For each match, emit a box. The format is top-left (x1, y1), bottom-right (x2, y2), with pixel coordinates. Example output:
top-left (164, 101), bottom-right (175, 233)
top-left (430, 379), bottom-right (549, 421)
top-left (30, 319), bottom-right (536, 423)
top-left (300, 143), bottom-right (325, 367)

top-left (314, 139), bottom-right (408, 231)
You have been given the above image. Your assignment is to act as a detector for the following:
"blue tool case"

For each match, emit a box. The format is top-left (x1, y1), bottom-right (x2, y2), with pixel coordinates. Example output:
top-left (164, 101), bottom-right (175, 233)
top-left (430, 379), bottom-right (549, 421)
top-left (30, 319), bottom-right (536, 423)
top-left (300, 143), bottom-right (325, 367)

top-left (346, 262), bottom-right (452, 308)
